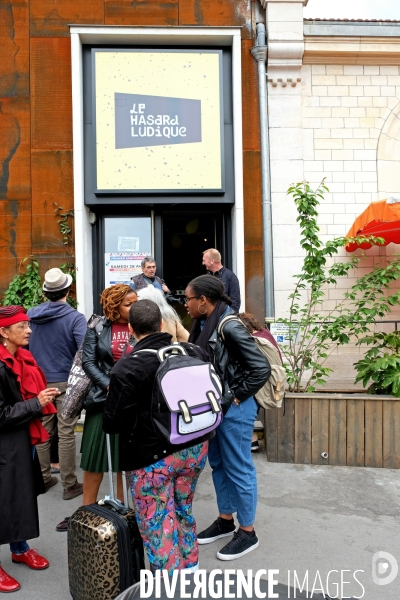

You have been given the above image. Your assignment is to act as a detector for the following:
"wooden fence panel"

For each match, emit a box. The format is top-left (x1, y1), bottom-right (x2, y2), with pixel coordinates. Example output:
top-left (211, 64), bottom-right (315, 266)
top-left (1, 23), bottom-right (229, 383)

top-left (266, 394), bottom-right (400, 468)
top-left (328, 399), bottom-right (347, 466)
top-left (295, 398), bottom-right (312, 464)
top-left (346, 399), bottom-right (365, 467)
top-left (264, 408), bottom-right (278, 463)
top-left (311, 398), bottom-right (329, 464)
top-left (365, 399), bottom-right (383, 468)
top-left (277, 398), bottom-right (295, 463)
top-left (383, 401), bottom-right (400, 469)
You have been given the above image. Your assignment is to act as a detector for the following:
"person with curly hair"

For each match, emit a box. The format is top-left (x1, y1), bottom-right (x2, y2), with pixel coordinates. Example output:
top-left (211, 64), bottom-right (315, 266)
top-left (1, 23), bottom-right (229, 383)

top-left (80, 284), bottom-right (138, 505)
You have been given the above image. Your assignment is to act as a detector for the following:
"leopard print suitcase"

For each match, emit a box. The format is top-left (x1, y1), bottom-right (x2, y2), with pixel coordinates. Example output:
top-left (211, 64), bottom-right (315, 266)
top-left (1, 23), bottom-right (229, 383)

top-left (68, 502), bottom-right (144, 600)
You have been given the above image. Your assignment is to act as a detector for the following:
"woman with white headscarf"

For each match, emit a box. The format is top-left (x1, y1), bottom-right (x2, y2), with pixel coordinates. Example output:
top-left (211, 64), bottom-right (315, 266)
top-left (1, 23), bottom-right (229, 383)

top-left (137, 285), bottom-right (189, 343)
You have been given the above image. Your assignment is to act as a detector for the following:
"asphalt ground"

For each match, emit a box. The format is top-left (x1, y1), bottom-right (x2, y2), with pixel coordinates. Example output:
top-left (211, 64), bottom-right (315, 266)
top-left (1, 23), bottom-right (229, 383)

top-left (2, 433), bottom-right (400, 600)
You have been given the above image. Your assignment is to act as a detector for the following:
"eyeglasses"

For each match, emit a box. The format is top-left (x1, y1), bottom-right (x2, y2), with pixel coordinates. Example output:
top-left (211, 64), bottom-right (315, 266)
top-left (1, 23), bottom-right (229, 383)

top-left (184, 296), bottom-right (197, 304)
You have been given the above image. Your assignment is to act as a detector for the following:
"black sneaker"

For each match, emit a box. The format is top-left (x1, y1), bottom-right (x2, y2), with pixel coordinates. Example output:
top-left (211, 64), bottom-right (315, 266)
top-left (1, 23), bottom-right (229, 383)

top-left (197, 518), bottom-right (236, 545)
top-left (217, 528), bottom-right (259, 560)
top-left (251, 439), bottom-right (260, 452)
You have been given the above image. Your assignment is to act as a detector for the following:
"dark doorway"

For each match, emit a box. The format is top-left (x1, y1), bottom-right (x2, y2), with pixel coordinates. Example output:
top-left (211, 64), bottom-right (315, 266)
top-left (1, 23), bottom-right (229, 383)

top-left (160, 207), bottom-right (231, 295)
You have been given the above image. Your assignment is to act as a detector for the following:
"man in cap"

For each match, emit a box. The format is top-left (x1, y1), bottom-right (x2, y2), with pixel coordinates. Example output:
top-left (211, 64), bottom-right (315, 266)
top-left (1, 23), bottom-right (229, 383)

top-left (28, 268), bottom-right (87, 500)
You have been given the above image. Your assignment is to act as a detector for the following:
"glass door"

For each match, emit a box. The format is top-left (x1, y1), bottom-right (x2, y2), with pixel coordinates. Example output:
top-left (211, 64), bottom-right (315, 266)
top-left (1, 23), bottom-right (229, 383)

top-left (93, 214), bottom-right (153, 312)
top-left (104, 216), bottom-right (152, 287)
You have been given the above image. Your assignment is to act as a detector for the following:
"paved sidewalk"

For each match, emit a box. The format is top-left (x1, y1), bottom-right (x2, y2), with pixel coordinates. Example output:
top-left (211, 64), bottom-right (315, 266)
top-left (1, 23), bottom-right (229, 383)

top-left (3, 434), bottom-right (400, 599)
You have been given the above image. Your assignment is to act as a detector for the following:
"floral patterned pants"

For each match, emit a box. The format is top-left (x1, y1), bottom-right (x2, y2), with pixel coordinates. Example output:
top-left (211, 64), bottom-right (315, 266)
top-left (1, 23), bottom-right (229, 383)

top-left (127, 442), bottom-right (208, 575)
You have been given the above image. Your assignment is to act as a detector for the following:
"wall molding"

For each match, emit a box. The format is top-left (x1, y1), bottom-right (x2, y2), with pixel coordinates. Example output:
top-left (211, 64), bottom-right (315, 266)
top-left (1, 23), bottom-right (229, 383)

top-left (304, 35), bottom-right (400, 65)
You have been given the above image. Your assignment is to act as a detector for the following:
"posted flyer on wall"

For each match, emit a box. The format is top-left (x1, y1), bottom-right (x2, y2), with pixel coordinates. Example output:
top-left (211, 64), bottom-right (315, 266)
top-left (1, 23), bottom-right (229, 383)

top-left (104, 253), bottom-right (150, 287)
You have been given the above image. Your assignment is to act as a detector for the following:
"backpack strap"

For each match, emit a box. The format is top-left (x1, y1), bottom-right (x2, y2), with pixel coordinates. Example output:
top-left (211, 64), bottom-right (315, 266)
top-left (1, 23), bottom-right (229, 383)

top-left (133, 349), bottom-right (158, 357)
top-left (133, 345), bottom-right (188, 363)
top-left (217, 314), bottom-right (243, 342)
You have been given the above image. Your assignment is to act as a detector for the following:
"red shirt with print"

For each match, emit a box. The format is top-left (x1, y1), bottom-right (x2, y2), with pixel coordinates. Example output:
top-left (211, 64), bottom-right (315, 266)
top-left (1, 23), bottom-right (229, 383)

top-left (111, 323), bottom-right (133, 362)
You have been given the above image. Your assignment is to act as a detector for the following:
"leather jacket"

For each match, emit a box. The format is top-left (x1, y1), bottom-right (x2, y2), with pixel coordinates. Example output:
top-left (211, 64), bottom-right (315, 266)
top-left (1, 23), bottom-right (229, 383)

top-left (82, 319), bottom-right (114, 411)
top-left (130, 274), bottom-right (164, 292)
top-left (209, 309), bottom-right (271, 406)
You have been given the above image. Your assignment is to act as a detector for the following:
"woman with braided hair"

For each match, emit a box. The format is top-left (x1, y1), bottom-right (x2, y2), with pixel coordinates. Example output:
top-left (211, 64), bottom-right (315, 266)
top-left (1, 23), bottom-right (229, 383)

top-left (80, 284), bottom-right (137, 504)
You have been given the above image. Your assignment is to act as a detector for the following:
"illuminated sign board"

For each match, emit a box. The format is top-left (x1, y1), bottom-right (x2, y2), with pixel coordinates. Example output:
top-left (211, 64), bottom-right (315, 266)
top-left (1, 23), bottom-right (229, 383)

top-left (93, 49), bottom-right (224, 194)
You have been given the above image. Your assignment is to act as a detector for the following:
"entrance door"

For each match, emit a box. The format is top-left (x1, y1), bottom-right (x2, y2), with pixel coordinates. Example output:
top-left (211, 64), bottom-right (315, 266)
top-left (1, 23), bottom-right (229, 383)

top-left (160, 207), bottom-right (231, 295)
top-left (93, 214), bottom-right (153, 312)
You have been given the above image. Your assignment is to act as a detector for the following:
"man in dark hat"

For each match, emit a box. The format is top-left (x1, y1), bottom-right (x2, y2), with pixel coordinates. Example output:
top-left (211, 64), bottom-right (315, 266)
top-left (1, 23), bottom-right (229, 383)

top-left (28, 268), bottom-right (87, 501)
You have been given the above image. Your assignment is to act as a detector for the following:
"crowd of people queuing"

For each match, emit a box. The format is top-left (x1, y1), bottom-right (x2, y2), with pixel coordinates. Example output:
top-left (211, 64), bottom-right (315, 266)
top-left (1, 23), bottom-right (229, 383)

top-left (0, 249), bottom-right (272, 592)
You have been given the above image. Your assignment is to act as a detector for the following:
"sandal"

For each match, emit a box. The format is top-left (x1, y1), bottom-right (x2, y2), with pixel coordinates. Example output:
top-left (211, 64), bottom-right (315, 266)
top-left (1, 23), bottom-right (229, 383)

top-left (56, 517), bottom-right (70, 532)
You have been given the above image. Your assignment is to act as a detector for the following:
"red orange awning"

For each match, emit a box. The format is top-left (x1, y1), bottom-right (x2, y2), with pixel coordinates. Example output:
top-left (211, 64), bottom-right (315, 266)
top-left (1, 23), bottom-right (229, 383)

top-left (345, 197), bottom-right (400, 252)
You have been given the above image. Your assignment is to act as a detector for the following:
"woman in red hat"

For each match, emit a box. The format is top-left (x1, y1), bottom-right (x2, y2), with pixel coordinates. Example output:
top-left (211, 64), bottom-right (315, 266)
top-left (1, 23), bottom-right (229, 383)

top-left (0, 306), bottom-right (59, 593)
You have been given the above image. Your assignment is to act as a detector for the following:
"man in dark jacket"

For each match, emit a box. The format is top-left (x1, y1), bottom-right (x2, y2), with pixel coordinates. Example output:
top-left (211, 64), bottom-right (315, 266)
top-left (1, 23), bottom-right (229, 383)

top-left (103, 301), bottom-right (210, 470)
top-left (202, 248), bottom-right (241, 312)
top-left (130, 256), bottom-right (171, 295)
top-left (28, 268), bottom-right (87, 500)
top-left (104, 300), bottom-right (212, 573)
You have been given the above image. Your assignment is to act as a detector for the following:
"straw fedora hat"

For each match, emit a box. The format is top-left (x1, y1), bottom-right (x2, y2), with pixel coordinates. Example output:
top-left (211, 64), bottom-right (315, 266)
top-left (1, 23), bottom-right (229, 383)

top-left (43, 268), bottom-right (73, 292)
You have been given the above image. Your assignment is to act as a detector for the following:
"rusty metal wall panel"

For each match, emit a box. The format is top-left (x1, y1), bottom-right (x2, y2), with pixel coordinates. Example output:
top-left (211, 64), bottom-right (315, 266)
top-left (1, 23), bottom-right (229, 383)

top-left (31, 150), bottom-right (73, 254)
top-left (0, 0), bottom-right (29, 97)
top-left (241, 40), bottom-right (260, 151)
top-left (105, 0), bottom-right (178, 25)
top-left (241, 37), bottom-right (264, 318)
top-left (31, 38), bottom-right (72, 150)
top-left (243, 150), bottom-right (262, 248)
top-left (243, 146), bottom-right (264, 320)
top-left (30, 0), bottom-right (104, 37)
top-left (0, 200), bottom-right (31, 262)
top-left (0, 98), bottom-right (31, 201)
top-left (179, 0), bottom-right (252, 39)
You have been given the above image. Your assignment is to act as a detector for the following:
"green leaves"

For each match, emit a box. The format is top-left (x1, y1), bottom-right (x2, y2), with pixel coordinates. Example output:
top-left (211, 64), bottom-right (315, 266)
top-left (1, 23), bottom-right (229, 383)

top-left (54, 205), bottom-right (74, 250)
top-left (2, 258), bottom-right (43, 309)
top-left (282, 180), bottom-right (400, 393)
top-left (354, 332), bottom-right (400, 396)
top-left (1, 207), bottom-right (77, 309)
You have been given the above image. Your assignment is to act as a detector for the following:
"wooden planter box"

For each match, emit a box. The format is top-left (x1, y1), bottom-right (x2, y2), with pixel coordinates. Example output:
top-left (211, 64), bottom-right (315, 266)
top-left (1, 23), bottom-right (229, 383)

top-left (264, 392), bottom-right (400, 468)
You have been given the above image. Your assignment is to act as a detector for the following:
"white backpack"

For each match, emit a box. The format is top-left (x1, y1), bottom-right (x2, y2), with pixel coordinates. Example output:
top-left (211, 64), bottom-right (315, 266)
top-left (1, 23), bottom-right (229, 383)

top-left (217, 315), bottom-right (287, 410)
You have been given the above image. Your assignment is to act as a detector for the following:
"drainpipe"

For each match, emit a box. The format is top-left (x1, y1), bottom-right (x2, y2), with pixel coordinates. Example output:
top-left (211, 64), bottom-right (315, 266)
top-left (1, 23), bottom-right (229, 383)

top-left (251, 23), bottom-right (275, 322)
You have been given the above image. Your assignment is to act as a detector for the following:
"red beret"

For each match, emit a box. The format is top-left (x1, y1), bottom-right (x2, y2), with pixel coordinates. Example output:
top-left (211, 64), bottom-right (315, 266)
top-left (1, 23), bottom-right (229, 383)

top-left (0, 306), bottom-right (29, 328)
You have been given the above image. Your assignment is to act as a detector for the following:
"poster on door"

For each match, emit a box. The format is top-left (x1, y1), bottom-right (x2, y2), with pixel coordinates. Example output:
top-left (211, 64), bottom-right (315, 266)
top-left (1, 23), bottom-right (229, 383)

top-left (104, 253), bottom-right (149, 287)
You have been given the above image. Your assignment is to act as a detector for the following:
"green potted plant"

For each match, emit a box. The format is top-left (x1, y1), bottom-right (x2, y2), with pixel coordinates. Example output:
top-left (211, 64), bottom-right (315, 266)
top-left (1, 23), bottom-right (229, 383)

top-left (264, 181), bottom-right (400, 469)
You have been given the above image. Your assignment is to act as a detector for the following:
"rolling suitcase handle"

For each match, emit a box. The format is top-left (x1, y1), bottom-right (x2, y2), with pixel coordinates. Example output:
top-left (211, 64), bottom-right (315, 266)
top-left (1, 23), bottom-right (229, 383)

top-left (98, 433), bottom-right (129, 513)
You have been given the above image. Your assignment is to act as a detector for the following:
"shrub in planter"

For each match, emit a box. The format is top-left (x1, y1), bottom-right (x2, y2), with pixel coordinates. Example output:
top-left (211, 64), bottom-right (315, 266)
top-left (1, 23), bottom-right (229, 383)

top-left (278, 181), bottom-right (400, 392)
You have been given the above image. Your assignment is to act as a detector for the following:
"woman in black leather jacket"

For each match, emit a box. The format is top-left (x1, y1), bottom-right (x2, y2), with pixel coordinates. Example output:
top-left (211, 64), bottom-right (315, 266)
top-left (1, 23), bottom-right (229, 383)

top-left (80, 284), bottom-right (137, 505)
top-left (186, 275), bottom-right (270, 561)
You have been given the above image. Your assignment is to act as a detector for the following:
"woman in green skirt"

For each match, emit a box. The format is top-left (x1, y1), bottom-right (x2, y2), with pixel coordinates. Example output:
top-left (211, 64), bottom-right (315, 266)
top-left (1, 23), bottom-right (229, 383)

top-left (81, 284), bottom-right (137, 504)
